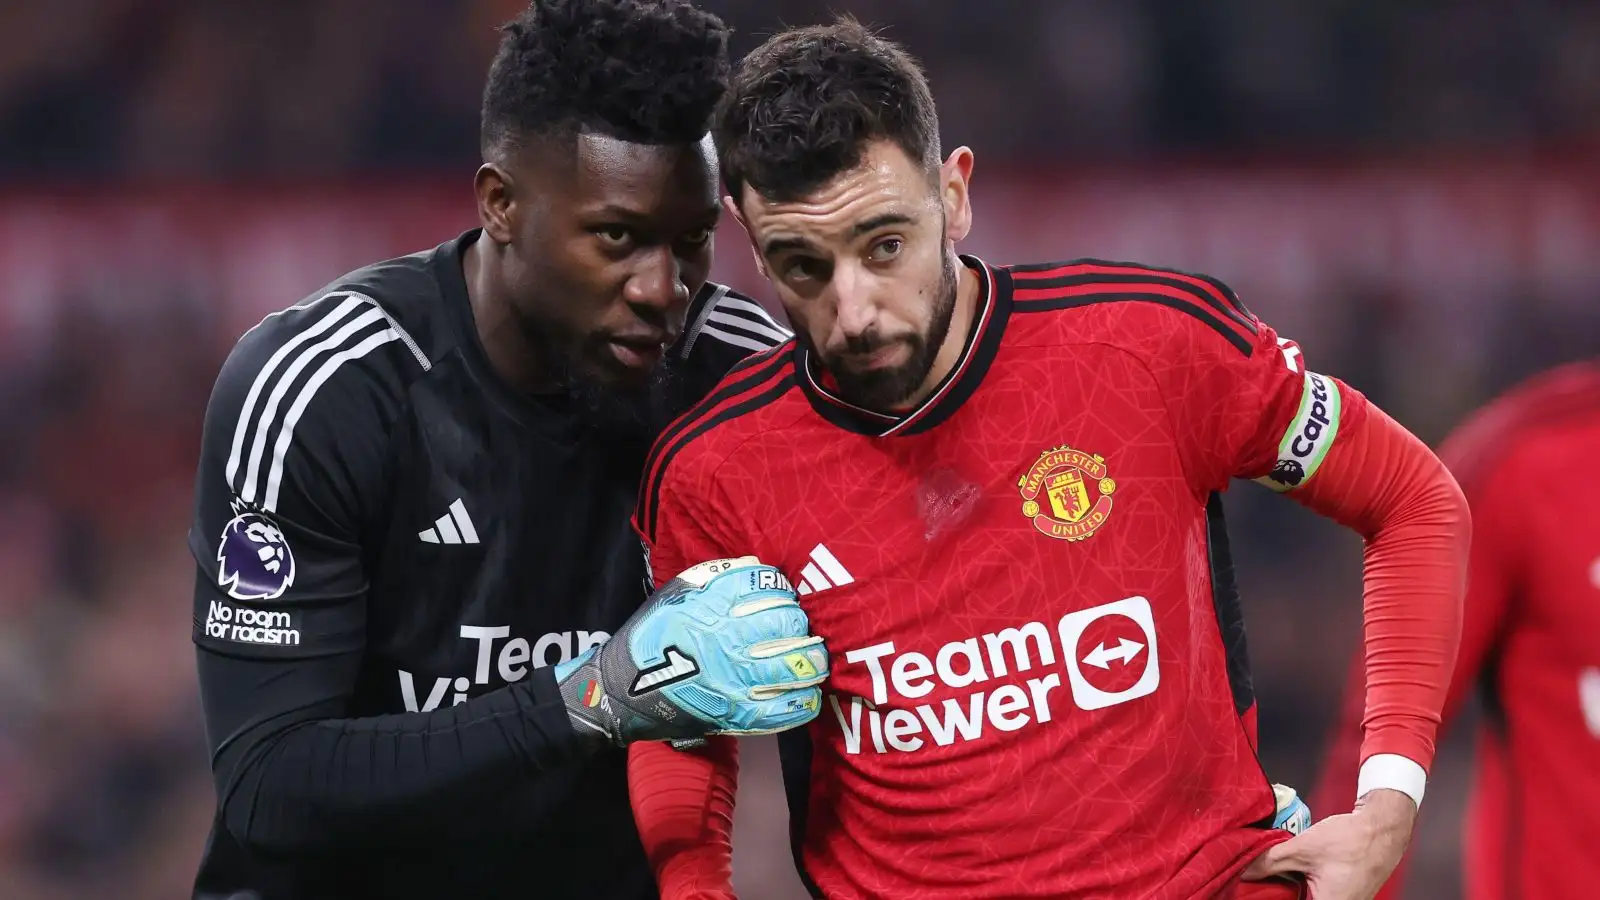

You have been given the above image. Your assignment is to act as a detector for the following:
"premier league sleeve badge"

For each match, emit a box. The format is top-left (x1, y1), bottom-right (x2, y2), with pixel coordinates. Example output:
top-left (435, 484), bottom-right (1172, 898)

top-left (217, 502), bottom-right (297, 601)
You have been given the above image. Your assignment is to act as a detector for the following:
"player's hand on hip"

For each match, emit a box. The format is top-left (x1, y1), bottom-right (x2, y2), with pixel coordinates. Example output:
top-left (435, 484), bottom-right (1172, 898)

top-left (1241, 787), bottom-right (1417, 900)
top-left (555, 556), bottom-right (829, 746)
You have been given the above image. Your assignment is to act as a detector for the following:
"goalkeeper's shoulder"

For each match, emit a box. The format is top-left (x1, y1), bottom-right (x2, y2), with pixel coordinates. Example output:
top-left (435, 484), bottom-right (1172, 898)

top-left (197, 291), bottom-right (425, 539)
top-left (679, 282), bottom-right (792, 370)
top-left (207, 291), bottom-right (424, 456)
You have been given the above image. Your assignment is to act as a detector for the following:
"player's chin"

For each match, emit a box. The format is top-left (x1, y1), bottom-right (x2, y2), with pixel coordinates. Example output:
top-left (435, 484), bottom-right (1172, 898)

top-left (831, 359), bottom-right (928, 411)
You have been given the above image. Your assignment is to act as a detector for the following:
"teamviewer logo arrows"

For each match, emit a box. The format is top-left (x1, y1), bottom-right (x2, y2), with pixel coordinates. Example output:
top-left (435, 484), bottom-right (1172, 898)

top-left (1057, 596), bottom-right (1161, 711)
top-left (1082, 637), bottom-right (1145, 670)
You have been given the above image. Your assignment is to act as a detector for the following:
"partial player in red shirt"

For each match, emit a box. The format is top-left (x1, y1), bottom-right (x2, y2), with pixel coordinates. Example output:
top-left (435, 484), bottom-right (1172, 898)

top-left (630, 19), bottom-right (1469, 900)
top-left (1312, 360), bottom-right (1600, 900)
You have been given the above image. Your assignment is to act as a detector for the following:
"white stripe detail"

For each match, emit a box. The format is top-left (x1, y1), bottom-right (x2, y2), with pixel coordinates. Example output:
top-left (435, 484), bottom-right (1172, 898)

top-left (241, 307), bottom-right (388, 504)
top-left (809, 544), bottom-right (854, 586)
top-left (717, 295), bottom-right (786, 330)
top-left (677, 284), bottom-right (729, 359)
top-left (1357, 753), bottom-right (1427, 808)
top-left (236, 292), bottom-right (349, 344)
top-left (449, 499), bottom-right (479, 543)
top-left (570, 716), bottom-right (609, 736)
top-left (799, 563), bottom-right (831, 594)
top-left (730, 596), bottom-right (797, 617)
top-left (747, 635), bottom-right (825, 659)
top-left (344, 291), bottom-right (431, 372)
top-left (262, 329), bottom-right (401, 511)
top-left (226, 295), bottom-right (365, 489)
top-left (796, 544), bottom-right (854, 596)
top-left (419, 500), bottom-right (480, 545)
top-left (699, 324), bottom-right (773, 353)
top-left (798, 355), bottom-right (895, 422)
top-left (707, 310), bottom-right (790, 344)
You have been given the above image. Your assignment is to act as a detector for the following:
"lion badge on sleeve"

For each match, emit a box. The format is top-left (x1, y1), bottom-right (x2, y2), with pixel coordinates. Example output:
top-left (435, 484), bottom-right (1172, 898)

top-left (217, 503), bottom-right (297, 601)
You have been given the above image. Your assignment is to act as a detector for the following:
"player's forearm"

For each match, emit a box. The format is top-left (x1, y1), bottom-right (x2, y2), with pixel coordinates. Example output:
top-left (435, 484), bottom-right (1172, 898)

top-left (1354, 449), bottom-right (1469, 774)
top-left (629, 737), bottom-right (740, 898)
top-left (1295, 403), bottom-right (1469, 802)
top-left (203, 651), bottom-right (582, 854)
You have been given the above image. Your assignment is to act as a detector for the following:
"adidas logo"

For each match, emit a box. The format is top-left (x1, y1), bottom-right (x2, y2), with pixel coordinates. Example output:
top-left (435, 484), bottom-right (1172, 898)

top-left (419, 499), bottom-right (480, 545)
top-left (795, 543), bottom-right (854, 595)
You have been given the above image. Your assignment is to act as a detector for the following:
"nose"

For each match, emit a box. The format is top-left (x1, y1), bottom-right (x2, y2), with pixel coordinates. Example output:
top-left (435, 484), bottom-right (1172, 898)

top-left (831, 263), bottom-right (879, 339)
top-left (625, 247), bottom-right (691, 317)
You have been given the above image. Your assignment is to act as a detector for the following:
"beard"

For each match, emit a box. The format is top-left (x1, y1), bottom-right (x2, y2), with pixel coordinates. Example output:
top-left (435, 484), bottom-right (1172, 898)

top-left (563, 358), bottom-right (679, 442)
top-left (518, 315), bottom-right (679, 446)
top-left (822, 248), bottom-right (961, 414)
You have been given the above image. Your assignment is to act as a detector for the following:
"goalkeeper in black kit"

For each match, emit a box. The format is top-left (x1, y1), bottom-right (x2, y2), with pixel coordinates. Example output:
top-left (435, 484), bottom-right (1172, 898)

top-left (186, 2), bottom-right (826, 898)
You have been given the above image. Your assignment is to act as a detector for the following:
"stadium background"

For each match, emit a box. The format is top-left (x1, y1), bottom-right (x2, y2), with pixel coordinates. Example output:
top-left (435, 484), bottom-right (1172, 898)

top-left (1, 1), bottom-right (1597, 897)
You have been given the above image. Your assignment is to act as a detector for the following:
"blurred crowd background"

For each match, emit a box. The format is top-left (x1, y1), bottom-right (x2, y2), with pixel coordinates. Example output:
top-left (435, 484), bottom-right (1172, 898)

top-left (1, 1), bottom-right (1597, 898)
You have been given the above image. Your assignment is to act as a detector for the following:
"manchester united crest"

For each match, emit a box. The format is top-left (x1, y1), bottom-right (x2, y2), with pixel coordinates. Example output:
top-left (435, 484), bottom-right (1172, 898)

top-left (1017, 445), bottom-right (1116, 541)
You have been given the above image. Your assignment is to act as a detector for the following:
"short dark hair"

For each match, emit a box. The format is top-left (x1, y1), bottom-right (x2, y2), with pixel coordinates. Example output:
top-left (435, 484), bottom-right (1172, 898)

top-left (480, 0), bottom-right (732, 157)
top-left (714, 17), bottom-right (941, 204)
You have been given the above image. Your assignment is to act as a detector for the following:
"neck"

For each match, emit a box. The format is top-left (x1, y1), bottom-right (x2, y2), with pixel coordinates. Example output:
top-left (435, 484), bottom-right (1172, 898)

top-left (902, 260), bottom-right (981, 408)
top-left (462, 232), bottom-right (558, 394)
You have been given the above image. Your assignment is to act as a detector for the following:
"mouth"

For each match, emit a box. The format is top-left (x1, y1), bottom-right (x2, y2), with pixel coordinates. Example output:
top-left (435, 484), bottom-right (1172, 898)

top-left (838, 342), bottom-right (909, 373)
top-left (606, 334), bottom-right (673, 371)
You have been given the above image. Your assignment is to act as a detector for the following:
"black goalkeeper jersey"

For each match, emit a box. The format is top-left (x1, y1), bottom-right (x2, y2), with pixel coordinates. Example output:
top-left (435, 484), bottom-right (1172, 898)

top-left (187, 229), bottom-right (788, 900)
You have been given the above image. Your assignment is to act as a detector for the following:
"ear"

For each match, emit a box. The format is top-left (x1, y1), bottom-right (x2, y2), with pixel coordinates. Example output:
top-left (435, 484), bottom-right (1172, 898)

top-left (723, 194), bottom-right (769, 279)
top-left (475, 163), bottom-right (515, 245)
top-left (939, 147), bottom-right (976, 244)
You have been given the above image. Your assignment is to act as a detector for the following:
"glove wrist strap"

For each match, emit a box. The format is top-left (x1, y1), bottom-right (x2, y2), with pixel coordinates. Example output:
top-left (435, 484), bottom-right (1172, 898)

top-left (555, 648), bottom-right (622, 748)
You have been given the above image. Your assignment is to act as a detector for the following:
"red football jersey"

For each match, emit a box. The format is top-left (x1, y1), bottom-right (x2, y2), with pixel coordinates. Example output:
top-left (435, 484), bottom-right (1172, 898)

top-left (1313, 361), bottom-right (1600, 900)
top-left (637, 258), bottom-right (1366, 898)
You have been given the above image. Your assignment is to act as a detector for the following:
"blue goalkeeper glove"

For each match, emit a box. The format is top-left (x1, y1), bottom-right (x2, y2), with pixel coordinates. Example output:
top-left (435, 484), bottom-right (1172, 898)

top-left (1272, 783), bottom-right (1311, 835)
top-left (555, 556), bottom-right (829, 747)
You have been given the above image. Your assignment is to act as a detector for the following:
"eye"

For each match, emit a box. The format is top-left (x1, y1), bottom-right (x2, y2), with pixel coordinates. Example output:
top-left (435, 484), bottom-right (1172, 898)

top-left (869, 238), bottom-right (904, 262)
top-left (593, 225), bottom-right (632, 247)
top-left (681, 227), bottom-right (714, 247)
top-left (784, 257), bottom-right (828, 284)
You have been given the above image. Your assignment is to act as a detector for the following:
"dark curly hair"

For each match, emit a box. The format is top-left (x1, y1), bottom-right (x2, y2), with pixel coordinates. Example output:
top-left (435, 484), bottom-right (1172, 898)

top-left (480, 0), bottom-right (732, 157)
top-left (715, 17), bottom-right (940, 204)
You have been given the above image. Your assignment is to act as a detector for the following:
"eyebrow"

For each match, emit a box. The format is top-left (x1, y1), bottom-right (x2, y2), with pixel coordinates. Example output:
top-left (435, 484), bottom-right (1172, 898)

top-left (849, 212), bottom-right (916, 238)
top-left (588, 203), bottom-right (721, 225)
top-left (761, 212), bottom-right (918, 257)
top-left (762, 235), bottom-right (815, 257)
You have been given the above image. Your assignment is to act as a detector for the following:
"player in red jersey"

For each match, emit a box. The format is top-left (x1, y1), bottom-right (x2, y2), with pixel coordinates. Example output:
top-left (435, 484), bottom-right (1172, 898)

top-left (1311, 360), bottom-right (1600, 900)
top-left (629, 19), bottom-right (1469, 900)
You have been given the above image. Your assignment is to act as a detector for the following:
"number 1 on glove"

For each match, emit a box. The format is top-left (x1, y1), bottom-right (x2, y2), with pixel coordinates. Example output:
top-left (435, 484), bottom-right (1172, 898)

top-left (556, 557), bottom-right (830, 746)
